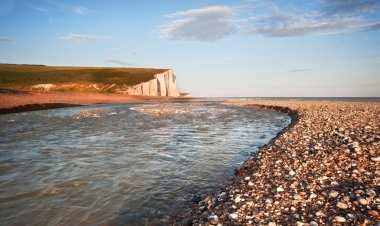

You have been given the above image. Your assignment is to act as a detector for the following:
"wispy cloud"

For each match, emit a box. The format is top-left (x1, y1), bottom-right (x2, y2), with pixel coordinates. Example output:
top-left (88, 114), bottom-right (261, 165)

top-left (26, 0), bottom-right (93, 15)
top-left (158, 1), bottom-right (380, 41)
top-left (59, 34), bottom-right (108, 42)
top-left (249, 12), bottom-right (363, 37)
top-left (70, 5), bottom-right (92, 15)
top-left (159, 6), bottom-right (240, 42)
top-left (105, 60), bottom-right (134, 66)
top-left (0, 36), bottom-right (10, 41)
top-left (322, 0), bottom-right (380, 15)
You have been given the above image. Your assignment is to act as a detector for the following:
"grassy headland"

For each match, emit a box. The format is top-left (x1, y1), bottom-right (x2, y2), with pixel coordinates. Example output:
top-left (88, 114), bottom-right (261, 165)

top-left (0, 64), bottom-right (167, 92)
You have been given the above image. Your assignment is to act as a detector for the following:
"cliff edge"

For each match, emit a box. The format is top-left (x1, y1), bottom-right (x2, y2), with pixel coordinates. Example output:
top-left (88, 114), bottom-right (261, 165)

top-left (123, 70), bottom-right (180, 97)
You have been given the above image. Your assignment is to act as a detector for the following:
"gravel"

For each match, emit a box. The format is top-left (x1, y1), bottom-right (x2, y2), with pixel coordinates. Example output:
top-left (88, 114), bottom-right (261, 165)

top-left (175, 100), bottom-right (380, 225)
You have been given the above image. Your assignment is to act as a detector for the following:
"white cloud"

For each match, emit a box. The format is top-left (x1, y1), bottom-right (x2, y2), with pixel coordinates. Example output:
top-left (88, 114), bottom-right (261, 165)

top-left (249, 12), bottom-right (363, 37)
top-left (105, 60), bottom-right (134, 66)
top-left (59, 34), bottom-right (108, 42)
top-left (0, 36), bottom-right (10, 41)
top-left (70, 5), bottom-right (92, 15)
top-left (158, 2), bottom-right (380, 41)
top-left (159, 6), bottom-right (240, 42)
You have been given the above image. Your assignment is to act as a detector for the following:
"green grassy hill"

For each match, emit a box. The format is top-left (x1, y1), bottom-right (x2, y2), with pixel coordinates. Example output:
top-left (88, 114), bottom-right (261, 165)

top-left (0, 64), bottom-right (168, 92)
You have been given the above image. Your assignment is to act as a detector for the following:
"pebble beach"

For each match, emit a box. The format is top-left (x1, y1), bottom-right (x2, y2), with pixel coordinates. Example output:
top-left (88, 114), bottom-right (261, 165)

top-left (184, 100), bottom-right (380, 226)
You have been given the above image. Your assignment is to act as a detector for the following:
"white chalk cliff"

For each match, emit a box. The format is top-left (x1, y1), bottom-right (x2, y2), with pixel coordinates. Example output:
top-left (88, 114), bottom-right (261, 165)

top-left (123, 70), bottom-right (180, 97)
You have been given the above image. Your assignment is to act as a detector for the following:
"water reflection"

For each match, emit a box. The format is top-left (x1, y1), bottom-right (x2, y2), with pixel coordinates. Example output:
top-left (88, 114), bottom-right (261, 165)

top-left (0, 102), bottom-right (290, 225)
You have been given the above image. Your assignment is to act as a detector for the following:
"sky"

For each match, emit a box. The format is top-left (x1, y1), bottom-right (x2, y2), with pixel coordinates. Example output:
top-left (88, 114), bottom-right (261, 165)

top-left (0, 0), bottom-right (379, 97)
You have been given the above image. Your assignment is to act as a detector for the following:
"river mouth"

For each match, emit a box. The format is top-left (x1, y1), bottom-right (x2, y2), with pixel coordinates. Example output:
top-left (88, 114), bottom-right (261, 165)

top-left (0, 101), bottom-right (290, 225)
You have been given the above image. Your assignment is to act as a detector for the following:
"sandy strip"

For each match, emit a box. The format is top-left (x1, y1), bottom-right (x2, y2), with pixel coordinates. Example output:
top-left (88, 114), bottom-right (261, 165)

top-left (0, 89), bottom-right (175, 113)
top-left (177, 100), bottom-right (380, 225)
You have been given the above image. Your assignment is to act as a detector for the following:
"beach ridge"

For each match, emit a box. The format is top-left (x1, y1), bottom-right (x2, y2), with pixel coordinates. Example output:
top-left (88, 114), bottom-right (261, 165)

top-left (185, 100), bottom-right (379, 225)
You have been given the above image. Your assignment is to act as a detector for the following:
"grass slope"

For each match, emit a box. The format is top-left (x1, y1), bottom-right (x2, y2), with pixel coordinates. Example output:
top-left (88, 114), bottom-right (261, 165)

top-left (0, 64), bottom-right (168, 90)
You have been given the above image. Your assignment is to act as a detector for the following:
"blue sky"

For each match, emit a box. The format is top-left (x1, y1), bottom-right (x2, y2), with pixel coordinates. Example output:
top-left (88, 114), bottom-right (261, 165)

top-left (0, 0), bottom-right (379, 97)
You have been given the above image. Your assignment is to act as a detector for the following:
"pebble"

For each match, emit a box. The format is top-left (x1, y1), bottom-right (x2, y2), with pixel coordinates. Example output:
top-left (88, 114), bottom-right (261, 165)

top-left (309, 221), bottom-right (318, 226)
top-left (368, 210), bottom-right (379, 217)
top-left (371, 157), bottom-right (380, 162)
top-left (277, 186), bottom-right (284, 192)
top-left (268, 222), bottom-right (276, 226)
top-left (334, 216), bottom-right (346, 222)
top-left (265, 198), bottom-right (273, 204)
top-left (293, 194), bottom-right (302, 200)
top-left (210, 219), bottom-right (218, 225)
top-left (329, 190), bottom-right (339, 198)
top-left (337, 202), bottom-right (348, 209)
top-left (229, 213), bottom-right (238, 220)
top-left (358, 198), bottom-right (367, 205)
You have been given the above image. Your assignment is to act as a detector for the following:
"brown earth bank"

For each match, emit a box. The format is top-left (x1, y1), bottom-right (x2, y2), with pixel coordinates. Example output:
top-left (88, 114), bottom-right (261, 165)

top-left (0, 89), bottom-right (176, 114)
top-left (174, 100), bottom-right (380, 226)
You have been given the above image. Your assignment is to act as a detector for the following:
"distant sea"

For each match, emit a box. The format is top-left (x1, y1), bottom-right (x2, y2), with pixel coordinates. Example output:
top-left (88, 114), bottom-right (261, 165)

top-left (187, 97), bottom-right (380, 102)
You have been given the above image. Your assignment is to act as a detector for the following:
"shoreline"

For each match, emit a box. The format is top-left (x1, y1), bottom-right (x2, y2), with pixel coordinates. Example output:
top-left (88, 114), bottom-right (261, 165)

top-left (176, 100), bottom-right (379, 225)
top-left (0, 89), bottom-right (179, 114)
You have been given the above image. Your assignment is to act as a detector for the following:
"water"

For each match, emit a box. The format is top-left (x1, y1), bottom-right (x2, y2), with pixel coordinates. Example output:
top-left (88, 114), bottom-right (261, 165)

top-left (192, 97), bottom-right (380, 102)
top-left (0, 102), bottom-right (290, 225)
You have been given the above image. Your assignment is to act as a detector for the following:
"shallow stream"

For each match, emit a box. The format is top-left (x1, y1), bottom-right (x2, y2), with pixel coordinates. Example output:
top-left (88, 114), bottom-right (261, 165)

top-left (0, 102), bottom-right (290, 225)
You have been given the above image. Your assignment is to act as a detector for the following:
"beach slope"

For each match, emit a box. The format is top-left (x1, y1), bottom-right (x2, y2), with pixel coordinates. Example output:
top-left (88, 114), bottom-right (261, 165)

top-left (190, 100), bottom-right (379, 225)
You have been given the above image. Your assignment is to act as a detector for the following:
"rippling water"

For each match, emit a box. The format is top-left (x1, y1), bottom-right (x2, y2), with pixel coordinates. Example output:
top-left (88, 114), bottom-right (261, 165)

top-left (0, 102), bottom-right (290, 225)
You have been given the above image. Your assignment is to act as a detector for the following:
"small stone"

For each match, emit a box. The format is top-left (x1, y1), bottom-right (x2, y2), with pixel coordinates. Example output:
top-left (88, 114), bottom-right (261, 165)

top-left (309, 221), bottom-right (318, 226)
top-left (293, 194), bottom-right (302, 200)
top-left (289, 170), bottom-right (296, 176)
top-left (248, 181), bottom-right (254, 186)
top-left (235, 196), bottom-right (241, 203)
top-left (343, 196), bottom-right (350, 202)
top-left (265, 198), bottom-right (273, 204)
top-left (337, 202), bottom-right (348, 209)
top-left (359, 198), bottom-right (368, 205)
top-left (277, 186), bottom-right (284, 192)
top-left (371, 157), bottom-right (380, 162)
top-left (309, 193), bottom-right (317, 199)
top-left (334, 216), bottom-right (346, 222)
top-left (244, 176), bottom-right (250, 181)
top-left (367, 190), bottom-right (376, 197)
top-left (329, 190), bottom-right (339, 198)
top-left (292, 214), bottom-right (300, 219)
top-left (316, 211), bottom-right (325, 217)
top-left (229, 213), bottom-right (239, 220)
top-left (268, 222), bottom-right (276, 226)
top-left (210, 219), bottom-right (218, 225)
top-left (368, 210), bottom-right (379, 217)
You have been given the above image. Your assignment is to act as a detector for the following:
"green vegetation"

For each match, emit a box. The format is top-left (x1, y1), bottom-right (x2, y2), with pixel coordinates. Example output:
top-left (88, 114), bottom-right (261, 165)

top-left (0, 64), bottom-right (167, 90)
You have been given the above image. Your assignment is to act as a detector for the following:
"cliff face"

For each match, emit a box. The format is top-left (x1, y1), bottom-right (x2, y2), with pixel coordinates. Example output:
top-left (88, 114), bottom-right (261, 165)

top-left (124, 70), bottom-right (180, 97)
